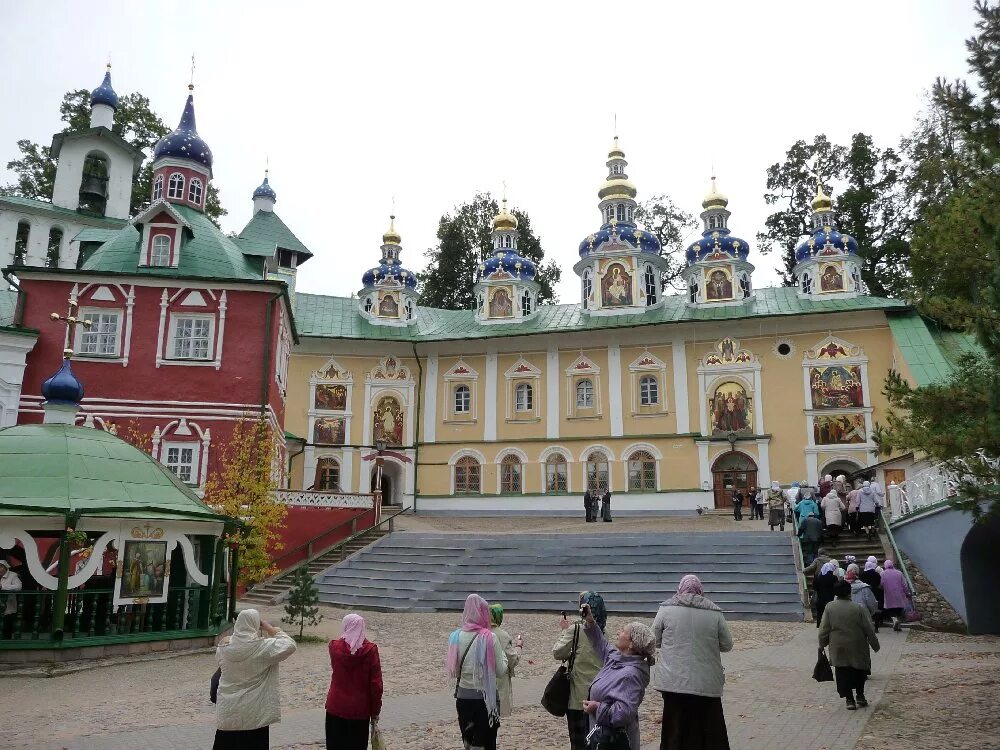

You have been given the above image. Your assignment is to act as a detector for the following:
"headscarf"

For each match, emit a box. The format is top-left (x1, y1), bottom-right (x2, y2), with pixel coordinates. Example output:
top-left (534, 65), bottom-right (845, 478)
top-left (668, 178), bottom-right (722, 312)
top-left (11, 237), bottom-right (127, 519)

top-left (824, 474), bottom-right (833, 482)
top-left (791, 481), bottom-right (800, 488)
top-left (447, 594), bottom-right (499, 723)
top-left (884, 559), bottom-right (895, 569)
top-left (341, 613), bottom-right (367, 654)
top-left (581, 591), bottom-right (607, 631)
top-left (845, 563), bottom-right (859, 581)
top-left (489, 603), bottom-right (504, 627)
top-left (230, 609), bottom-right (261, 643)
top-left (665, 574), bottom-right (720, 611)
top-left (677, 574), bottom-right (704, 596)
top-left (623, 622), bottom-right (656, 663)
top-left (820, 561), bottom-right (836, 575)
top-left (864, 559), bottom-right (878, 571)
top-left (0, 560), bottom-right (9, 572)
top-left (845, 555), bottom-right (857, 565)
top-left (771, 481), bottom-right (781, 491)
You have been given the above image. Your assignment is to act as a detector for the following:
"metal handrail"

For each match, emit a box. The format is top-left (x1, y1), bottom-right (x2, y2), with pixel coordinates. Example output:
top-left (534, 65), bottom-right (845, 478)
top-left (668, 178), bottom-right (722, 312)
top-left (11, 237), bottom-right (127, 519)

top-left (789, 503), bottom-right (811, 611)
top-left (270, 507), bottom-right (375, 570)
top-left (879, 508), bottom-right (917, 595)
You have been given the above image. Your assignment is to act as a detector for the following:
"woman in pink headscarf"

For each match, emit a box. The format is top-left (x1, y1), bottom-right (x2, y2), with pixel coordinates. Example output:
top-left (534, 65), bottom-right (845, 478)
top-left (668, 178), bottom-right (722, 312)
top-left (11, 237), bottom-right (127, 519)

top-left (650, 575), bottom-right (734, 750)
top-left (325, 613), bottom-right (383, 750)
top-left (448, 593), bottom-right (508, 750)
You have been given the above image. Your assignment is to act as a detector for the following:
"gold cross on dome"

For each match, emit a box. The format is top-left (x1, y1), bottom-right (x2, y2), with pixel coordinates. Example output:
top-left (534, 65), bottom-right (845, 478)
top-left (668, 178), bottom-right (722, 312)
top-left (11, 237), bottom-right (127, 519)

top-left (49, 298), bottom-right (91, 359)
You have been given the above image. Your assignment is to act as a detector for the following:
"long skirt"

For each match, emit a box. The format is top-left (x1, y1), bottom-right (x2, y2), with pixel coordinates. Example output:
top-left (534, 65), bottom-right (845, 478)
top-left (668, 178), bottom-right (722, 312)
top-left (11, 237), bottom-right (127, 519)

top-left (659, 691), bottom-right (730, 750)
top-left (768, 507), bottom-right (785, 528)
top-left (456, 697), bottom-right (499, 750)
top-left (213, 726), bottom-right (268, 750)
top-left (566, 708), bottom-right (590, 750)
top-left (601, 500), bottom-right (612, 522)
top-left (834, 666), bottom-right (868, 699)
top-left (326, 712), bottom-right (370, 750)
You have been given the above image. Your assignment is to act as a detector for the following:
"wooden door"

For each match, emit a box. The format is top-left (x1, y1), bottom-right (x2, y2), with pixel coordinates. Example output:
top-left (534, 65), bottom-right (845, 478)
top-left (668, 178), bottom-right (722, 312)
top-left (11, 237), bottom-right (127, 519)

top-left (713, 469), bottom-right (758, 509)
top-left (883, 469), bottom-right (905, 488)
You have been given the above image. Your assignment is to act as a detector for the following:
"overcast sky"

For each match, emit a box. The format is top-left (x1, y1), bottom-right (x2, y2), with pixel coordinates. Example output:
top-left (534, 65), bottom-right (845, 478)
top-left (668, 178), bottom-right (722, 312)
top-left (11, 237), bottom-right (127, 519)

top-left (0, 1), bottom-right (982, 302)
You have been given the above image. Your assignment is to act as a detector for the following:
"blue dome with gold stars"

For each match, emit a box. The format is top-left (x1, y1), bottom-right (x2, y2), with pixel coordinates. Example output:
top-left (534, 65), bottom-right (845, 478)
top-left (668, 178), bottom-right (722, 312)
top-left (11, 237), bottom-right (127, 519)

top-left (90, 68), bottom-right (119, 110)
top-left (362, 261), bottom-right (418, 290)
top-left (41, 359), bottom-right (84, 405)
top-left (481, 251), bottom-right (537, 281)
top-left (252, 175), bottom-right (276, 201)
top-left (578, 221), bottom-right (661, 257)
top-left (153, 92), bottom-right (213, 170)
top-left (795, 225), bottom-right (859, 263)
top-left (686, 228), bottom-right (752, 266)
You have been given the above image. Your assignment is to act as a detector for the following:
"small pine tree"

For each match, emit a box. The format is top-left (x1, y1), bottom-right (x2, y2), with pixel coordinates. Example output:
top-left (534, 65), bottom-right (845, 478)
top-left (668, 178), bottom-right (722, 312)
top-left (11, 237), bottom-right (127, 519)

top-left (282, 567), bottom-right (323, 639)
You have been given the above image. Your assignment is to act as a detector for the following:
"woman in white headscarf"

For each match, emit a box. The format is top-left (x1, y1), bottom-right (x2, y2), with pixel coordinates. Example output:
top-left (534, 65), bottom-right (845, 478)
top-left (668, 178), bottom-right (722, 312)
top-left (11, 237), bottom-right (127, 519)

top-left (765, 481), bottom-right (786, 531)
top-left (214, 608), bottom-right (297, 750)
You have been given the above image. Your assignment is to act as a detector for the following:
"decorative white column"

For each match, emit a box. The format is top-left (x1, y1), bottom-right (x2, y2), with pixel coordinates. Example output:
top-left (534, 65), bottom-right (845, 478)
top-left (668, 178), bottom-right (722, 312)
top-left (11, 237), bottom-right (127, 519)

top-left (755, 438), bottom-right (771, 486)
top-left (423, 354), bottom-right (438, 443)
top-left (484, 350), bottom-right (497, 441)
top-left (696, 441), bottom-right (711, 489)
top-left (608, 343), bottom-right (623, 437)
top-left (672, 339), bottom-right (690, 433)
top-left (546, 346), bottom-right (559, 439)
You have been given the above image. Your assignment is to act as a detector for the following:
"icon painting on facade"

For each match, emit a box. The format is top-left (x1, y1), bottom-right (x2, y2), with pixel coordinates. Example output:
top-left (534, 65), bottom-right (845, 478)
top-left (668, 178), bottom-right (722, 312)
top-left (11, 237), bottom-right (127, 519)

top-left (820, 265), bottom-right (845, 292)
top-left (314, 383), bottom-right (347, 411)
top-left (810, 366), bottom-right (864, 409)
top-left (710, 381), bottom-right (752, 434)
top-left (488, 287), bottom-right (514, 317)
top-left (601, 262), bottom-right (632, 306)
top-left (704, 268), bottom-right (734, 301)
top-left (313, 416), bottom-right (346, 445)
top-left (373, 395), bottom-right (403, 446)
top-left (813, 414), bottom-right (866, 444)
top-left (377, 292), bottom-right (399, 317)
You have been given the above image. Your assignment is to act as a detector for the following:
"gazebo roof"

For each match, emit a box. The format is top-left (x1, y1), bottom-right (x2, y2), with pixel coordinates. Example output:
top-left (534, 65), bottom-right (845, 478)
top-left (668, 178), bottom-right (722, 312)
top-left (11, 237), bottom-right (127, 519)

top-left (0, 424), bottom-right (229, 522)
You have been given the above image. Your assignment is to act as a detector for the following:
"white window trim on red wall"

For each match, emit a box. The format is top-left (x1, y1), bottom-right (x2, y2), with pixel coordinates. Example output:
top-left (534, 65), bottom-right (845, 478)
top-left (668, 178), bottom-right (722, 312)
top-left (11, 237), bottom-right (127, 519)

top-left (153, 418), bottom-right (212, 492)
top-left (67, 284), bottom-right (136, 367)
top-left (155, 289), bottom-right (227, 370)
top-left (139, 223), bottom-right (181, 268)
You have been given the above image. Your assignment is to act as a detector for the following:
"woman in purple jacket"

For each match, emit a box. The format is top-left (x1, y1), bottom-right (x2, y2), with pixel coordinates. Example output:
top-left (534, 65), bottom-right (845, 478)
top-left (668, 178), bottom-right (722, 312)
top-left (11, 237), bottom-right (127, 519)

top-left (581, 605), bottom-right (655, 750)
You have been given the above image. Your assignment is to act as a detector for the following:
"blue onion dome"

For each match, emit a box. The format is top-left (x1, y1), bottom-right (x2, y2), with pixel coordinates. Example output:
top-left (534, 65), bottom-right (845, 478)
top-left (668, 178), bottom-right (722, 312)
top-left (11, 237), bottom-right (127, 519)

top-left (153, 88), bottom-right (214, 169)
top-left (361, 263), bottom-right (418, 289)
top-left (794, 184), bottom-right (859, 262)
top-left (252, 172), bottom-right (276, 201)
top-left (578, 223), bottom-right (661, 257)
top-left (41, 359), bottom-right (84, 405)
top-left (686, 232), bottom-right (752, 265)
top-left (90, 65), bottom-right (119, 110)
top-left (482, 251), bottom-right (537, 281)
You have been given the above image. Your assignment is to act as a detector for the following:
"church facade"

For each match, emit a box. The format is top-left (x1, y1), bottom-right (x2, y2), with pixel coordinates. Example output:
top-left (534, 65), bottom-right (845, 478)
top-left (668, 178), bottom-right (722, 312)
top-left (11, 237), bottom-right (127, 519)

top-left (1, 68), bottom-right (952, 512)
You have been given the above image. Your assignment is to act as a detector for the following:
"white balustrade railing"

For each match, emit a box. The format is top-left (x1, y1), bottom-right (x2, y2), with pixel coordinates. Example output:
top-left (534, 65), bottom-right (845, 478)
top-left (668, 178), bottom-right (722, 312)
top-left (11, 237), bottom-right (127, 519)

top-left (272, 489), bottom-right (374, 509)
top-left (888, 449), bottom-right (998, 520)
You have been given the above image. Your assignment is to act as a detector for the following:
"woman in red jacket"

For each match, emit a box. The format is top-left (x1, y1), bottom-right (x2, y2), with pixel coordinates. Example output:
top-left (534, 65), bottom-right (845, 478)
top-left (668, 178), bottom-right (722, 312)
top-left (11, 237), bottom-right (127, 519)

top-left (326, 614), bottom-right (383, 750)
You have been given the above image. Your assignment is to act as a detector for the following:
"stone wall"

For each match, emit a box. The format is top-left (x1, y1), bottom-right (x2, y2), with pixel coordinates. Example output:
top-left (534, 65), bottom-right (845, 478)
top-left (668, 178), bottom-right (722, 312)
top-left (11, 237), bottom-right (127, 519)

top-left (901, 551), bottom-right (967, 632)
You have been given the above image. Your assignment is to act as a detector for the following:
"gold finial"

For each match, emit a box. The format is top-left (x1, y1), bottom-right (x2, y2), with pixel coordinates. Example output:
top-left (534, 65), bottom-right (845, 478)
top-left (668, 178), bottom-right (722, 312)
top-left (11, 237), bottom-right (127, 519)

top-left (382, 208), bottom-right (401, 245)
top-left (493, 188), bottom-right (518, 232)
top-left (50, 298), bottom-right (91, 359)
top-left (702, 174), bottom-right (728, 209)
top-left (811, 179), bottom-right (833, 212)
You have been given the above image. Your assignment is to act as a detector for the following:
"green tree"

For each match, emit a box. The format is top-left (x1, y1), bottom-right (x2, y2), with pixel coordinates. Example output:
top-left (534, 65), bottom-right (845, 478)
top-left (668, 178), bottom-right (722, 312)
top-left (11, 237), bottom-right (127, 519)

top-left (418, 193), bottom-right (561, 309)
top-left (281, 567), bottom-right (324, 639)
top-left (2, 89), bottom-right (226, 224)
top-left (757, 134), bottom-right (911, 296)
top-left (635, 194), bottom-right (697, 290)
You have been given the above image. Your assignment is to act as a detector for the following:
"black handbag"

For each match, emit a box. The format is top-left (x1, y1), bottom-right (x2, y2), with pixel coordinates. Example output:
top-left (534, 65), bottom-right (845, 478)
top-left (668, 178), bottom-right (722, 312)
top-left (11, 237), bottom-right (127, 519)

top-left (541, 624), bottom-right (579, 716)
top-left (210, 667), bottom-right (221, 703)
top-left (586, 725), bottom-right (631, 750)
top-left (812, 648), bottom-right (833, 682)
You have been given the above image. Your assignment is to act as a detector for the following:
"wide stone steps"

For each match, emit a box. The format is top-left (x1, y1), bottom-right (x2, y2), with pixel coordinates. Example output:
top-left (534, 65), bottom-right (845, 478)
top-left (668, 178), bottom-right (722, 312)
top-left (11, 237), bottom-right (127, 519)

top-left (315, 531), bottom-right (804, 621)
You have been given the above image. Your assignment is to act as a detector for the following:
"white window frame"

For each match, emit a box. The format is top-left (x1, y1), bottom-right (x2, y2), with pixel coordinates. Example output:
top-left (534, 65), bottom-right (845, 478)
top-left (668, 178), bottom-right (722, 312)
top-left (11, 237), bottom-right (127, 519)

top-left (152, 174), bottom-right (164, 201)
top-left (644, 265), bottom-right (657, 306)
top-left (515, 382), bottom-right (533, 412)
top-left (167, 172), bottom-right (185, 199)
top-left (454, 456), bottom-right (482, 494)
top-left (314, 456), bottom-right (341, 491)
top-left (576, 378), bottom-right (594, 408)
top-left (627, 450), bottom-right (657, 491)
top-left (499, 453), bottom-right (524, 494)
top-left (544, 453), bottom-right (569, 494)
top-left (168, 313), bottom-right (215, 361)
top-left (188, 178), bottom-right (203, 206)
top-left (639, 374), bottom-right (659, 406)
top-left (150, 235), bottom-right (171, 267)
top-left (76, 307), bottom-right (122, 358)
top-left (454, 384), bottom-right (472, 414)
top-left (162, 441), bottom-right (200, 485)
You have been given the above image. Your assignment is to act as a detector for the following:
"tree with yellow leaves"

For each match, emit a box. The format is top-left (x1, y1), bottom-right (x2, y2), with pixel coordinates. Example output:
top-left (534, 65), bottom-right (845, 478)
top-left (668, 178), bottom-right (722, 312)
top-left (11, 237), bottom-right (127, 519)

top-left (204, 418), bottom-right (287, 585)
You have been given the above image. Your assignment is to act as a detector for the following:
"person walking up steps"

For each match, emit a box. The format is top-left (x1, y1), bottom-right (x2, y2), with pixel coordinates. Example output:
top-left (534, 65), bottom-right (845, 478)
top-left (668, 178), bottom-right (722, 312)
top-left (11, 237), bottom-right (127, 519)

top-left (325, 614), bottom-right (383, 750)
top-left (880, 559), bottom-right (912, 631)
top-left (651, 574), bottom-right (733, 750)
top-left (766, 482), bottom-right (786, 531)
top-left (553, 592), bottom-right (605, 750)
top-left (448, 594), bottom-right (508, 750)
top-left (818, 580), bottom-right (880, 710)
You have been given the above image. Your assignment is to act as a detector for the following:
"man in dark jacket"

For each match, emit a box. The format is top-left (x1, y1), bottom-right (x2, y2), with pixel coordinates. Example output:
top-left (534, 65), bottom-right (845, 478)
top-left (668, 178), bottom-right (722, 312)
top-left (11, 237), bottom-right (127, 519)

top-left (798, 512), bottom-right (824, 565)
top-left (584, 490), bottom-right (595, 522)
top-left (732, 489), bottom-right (744, 521)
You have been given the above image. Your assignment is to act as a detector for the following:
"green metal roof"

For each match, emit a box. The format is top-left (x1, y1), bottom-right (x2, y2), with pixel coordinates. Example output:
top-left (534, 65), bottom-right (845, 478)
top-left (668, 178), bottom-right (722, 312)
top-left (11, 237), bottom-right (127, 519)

top-left (236, 210), bottom-right (313, 259)
top-left (0, 424), bottom-right (229, 521)
top-left (926, 323), bottom-right (984, 367)
top-left (0, 196), bottom-right (127, 229)
top-left (294, 287), bottom-right (909, 342)
top-left (73, 228), bottom-right (121, 244)
top-left (886, 311), bottom-right (957, 386)
top-left (80, 204), bottom-right (263, 281)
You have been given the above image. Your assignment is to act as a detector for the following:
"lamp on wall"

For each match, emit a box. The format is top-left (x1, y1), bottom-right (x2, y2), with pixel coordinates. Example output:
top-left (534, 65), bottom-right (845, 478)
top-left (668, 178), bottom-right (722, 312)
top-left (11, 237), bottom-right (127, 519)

top-left (727, 431), bottom-right (738, 452)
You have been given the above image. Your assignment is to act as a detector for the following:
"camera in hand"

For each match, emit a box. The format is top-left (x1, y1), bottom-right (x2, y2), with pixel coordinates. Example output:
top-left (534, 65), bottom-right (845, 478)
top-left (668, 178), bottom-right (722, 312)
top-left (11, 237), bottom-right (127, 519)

top-left (580, 603), bottom-right (590, 619)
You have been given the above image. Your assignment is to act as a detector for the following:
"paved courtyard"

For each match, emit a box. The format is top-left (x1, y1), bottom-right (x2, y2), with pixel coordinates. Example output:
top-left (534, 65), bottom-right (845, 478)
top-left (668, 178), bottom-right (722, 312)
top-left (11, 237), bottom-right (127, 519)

top-left (7, 604), bottom-right (998, 750)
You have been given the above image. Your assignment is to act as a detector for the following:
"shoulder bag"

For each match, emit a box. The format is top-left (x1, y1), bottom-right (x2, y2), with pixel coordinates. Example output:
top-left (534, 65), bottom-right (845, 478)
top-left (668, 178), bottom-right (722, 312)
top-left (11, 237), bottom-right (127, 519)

top-left (541, 623), bottom-right (578, 717)
top-left (453, 636), bottom-right (477, 699)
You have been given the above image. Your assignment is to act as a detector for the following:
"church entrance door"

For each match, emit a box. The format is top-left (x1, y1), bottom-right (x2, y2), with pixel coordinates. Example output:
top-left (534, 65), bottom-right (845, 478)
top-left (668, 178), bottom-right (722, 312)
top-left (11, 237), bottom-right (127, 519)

top-left (711, 452), bottom-right (758, 509)
top-left (371, 466), bottom-right (397, 506)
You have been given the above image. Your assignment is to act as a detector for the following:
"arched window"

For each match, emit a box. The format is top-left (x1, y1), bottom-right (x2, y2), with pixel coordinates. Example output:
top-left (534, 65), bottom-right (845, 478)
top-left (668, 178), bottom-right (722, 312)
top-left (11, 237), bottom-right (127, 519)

top-left (586, 450), bottom-right (609, 493)
top-left (477, 294), bottom-right (484, 312)
top-left (454, 456), bottom-right (481, 494)
top-left (582, 269), bottom-right (593, 307)
top-left (500, 454), bottom-right (522, 493)
top-left (627, 206), bottom-right (634, 222)
top-left (689, 281), bottom-right (699, 303)
top-left (639, 375), bottom-right (658, 406)
top-left (616, 204), bottom-right (626, 222)
top-left (153, 174), bottom-right (164, 201)
top-left (644, 265), bottom-right (657, 306)
top-left (708, 216), bottom-right (716, 229)
top-left (406, 299), bottom-right (414, 320)
top-left (801, 273), bottom-right (812, 295)
top-left (515, 382), bottom-right (533, 412)
top-left (314, 457), bottom-right (341, 491)
top-left (188, 178), bottom-right (203, 205)
top-left (545, 453), bottom-right (568, 493)
top-left (454, 384), bottom-right (471, 413)
top-left (521, 290), bottom-right (532, 317)
top-left (13, 221), bottom-right (29, 266)
top-left (150, 235), bottom-right (171, 266)
top-left (576, 379), bottom-right (594, 408)
top-left (364, 297), bottom-right (373, 313)
top-left (167, 173), bottom-right (185, 199)
top-left (45, 227), bottom-right (63, 268)
top-left (628, 450), bottom-right (656, 491)
top-left (606, 206), bottom-right (615, 223)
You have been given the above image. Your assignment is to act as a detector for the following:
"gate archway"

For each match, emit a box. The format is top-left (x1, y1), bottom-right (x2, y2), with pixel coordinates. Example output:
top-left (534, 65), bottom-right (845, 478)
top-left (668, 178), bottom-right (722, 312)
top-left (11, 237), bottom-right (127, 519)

top-left (711, 452), bottom-right (758, 509)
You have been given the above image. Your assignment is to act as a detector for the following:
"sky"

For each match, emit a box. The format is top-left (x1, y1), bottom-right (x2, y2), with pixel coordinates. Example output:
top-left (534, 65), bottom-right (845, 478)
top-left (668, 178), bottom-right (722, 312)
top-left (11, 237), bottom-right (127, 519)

top-left (0, 1), bottom-right (983, 302)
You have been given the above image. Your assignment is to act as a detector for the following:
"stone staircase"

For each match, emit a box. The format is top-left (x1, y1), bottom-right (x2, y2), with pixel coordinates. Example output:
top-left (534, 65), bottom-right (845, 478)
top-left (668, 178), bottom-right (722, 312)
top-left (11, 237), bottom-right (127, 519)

top-left (315, 531), bottom-right (804, 621)
top-left (242, 526), bottom-right (393, 606)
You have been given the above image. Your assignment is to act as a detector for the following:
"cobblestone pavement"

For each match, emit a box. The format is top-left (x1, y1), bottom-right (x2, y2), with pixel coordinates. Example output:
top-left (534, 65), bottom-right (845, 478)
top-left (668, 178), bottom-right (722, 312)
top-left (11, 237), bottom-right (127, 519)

top-left (394, 512), bottom-right (777, 535)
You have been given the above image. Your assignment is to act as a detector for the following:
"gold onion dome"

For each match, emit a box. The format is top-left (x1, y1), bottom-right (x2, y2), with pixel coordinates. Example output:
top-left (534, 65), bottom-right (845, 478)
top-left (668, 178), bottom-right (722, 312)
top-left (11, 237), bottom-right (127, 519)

top-left (608, 135), bottom-right (625, 159)
top-left (598, 176), bottom-right (637, 200)
top-left (382, 214), bottom-right (401, 245)
top-left (812, 182), bottom-right (833, 212)
top-left (702, 176), bottom-right (728, 209)
top-left (493, 198), bottom-right (518, 231)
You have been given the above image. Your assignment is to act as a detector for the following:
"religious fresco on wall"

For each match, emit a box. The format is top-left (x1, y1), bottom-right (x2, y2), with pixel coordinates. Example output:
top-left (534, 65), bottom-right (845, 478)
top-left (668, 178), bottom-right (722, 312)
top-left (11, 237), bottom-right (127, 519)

top-left (373, 395), bottom-right (404, 446)
top-left (813, 414), bottom-right (866, 445)
top-left (704, 268), bottom-right (734, 301)
top-left (315, 384), bottom-right (347, 411)
top-left (710, 382), bottom-right (753, 434)
top-left (313, 417), bottom-right (346, 445)
top-left (489, 287), bottom-right (514, 317)
top-left (601, 262), bottom-right (633, 306)
top-left (819, 265), bottom-right (845, 292)
top-left (119, 541), bottom-right (168, 600)
top-left (810, 366), bottom-right (864, 409)
top-left (377, 292), bottom-right (399, 317)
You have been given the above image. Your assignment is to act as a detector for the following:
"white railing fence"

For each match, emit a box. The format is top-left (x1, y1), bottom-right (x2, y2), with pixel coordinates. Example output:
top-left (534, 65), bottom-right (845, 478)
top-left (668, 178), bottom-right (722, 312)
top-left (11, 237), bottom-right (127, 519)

top-left (888, 449), bottom-right (999, 520)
